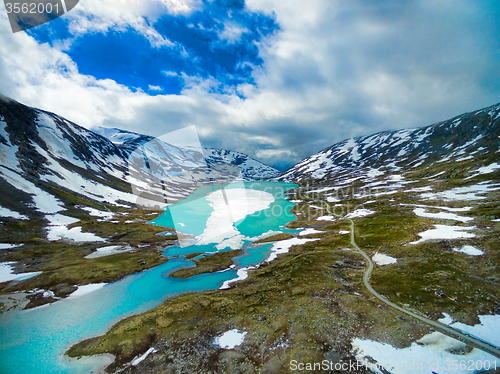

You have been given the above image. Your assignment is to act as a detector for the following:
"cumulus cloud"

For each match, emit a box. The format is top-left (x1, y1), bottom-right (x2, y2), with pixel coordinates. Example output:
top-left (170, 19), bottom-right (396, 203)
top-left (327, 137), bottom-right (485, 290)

top-left (67, 0), bottom-right (201, 46)
top-left (0, 0), bottom-right (499, 170)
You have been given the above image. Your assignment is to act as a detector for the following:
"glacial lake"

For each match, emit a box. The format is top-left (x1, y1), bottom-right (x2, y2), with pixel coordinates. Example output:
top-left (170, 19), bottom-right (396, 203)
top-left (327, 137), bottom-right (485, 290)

top-left (0, 181), bottom-right (297, 374)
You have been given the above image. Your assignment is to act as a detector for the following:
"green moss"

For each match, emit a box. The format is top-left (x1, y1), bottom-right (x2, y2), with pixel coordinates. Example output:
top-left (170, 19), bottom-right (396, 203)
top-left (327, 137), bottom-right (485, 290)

top-left (0, 208), bottom-right (174, 296)
top-left (255, 233), bottom-right (293, 243)
top-left (169, 250), bottom-right (242, 279)
top-left (68, 244), bottom-right (429, 372)
top-left (184, 252), bottom-right (203, 260)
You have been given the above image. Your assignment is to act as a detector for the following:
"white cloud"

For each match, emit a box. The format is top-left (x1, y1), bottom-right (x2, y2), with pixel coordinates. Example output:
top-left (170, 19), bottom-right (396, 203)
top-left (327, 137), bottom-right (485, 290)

top-left (218, 21), bottom-right (249, 44)
top-left (148, 85), bottom-right (163, 92)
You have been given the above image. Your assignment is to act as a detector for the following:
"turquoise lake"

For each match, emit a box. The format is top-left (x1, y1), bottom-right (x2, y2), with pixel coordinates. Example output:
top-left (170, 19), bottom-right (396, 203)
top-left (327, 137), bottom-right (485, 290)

top-left (0, 181), bottom-right (297, 374)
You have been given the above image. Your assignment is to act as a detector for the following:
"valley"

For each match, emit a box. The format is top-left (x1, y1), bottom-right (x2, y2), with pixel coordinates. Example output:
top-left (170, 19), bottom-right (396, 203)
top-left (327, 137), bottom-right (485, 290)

top-left (0, 96), bottom-right (499, 373)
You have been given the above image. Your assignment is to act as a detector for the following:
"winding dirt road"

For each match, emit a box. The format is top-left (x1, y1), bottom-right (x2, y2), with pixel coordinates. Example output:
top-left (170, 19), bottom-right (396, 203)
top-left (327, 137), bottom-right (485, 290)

top-left (348, 219), bottom-right (500, 359)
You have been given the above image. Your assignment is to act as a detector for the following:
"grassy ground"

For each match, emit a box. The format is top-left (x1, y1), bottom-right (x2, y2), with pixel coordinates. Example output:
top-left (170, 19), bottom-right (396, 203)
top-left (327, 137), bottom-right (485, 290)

top-left (255, 233), bottom-right (293, 243)
top-left (7, 165), bottom-right (499, 372)
top-left (68, 239), bottom-right (428, 373)
top-left (0, 207), bottom-right (176, 309)
top-left (169, 250), bottom-right (243, 279)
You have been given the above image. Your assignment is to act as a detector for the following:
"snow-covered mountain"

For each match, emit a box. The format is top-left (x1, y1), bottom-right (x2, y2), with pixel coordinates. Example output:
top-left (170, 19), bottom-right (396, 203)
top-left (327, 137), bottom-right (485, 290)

top-left (0, 95), bottom-right (278, 223)
top-left (278, 103), bottom-right (500, 185)
top-left (92, 127), bottom-right (280, 181)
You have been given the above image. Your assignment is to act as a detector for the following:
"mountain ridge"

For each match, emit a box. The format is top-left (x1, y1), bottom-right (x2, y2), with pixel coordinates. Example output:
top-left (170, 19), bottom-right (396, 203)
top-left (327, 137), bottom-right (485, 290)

top-left (277, 102), bottom-right (500, 184)
top-left (0, 95), bottom-right (280, 224)
top-left (91, 126), bottom-right (280, 181)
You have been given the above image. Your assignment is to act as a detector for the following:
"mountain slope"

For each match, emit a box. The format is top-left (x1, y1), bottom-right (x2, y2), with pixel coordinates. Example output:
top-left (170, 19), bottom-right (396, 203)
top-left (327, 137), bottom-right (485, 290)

top-left (278, 103), bottom-right (500, 185)
top-left (0, 96), bottom-right (279, 223)
top-left (0, 94), bottom-right (277, 309)
top-left (92, 126), bottom-right (280, 181)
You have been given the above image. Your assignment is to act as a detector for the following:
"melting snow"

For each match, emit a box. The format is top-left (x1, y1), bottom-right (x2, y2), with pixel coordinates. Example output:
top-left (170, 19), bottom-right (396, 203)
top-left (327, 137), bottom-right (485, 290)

top-left (0, 243), bottom-right (22, 250)
top-left (306, 187), bottom-right (337, 194)
top-left (214, 329), bottom-right (247, 349)
top-left (68, 283), bottom-right (107, 298)
top-left (405, 186), bottom-right (433, 193)
top-left (352, 332), bottom-right (498, 374)
top-left (0, 207), bottom-right (28, 220)
top-left (410, 225), bottom-right (476, 244)
top-left (345, 209), bottom-right (375, 219)
top-left (84, 246), bottom-right (131, 259)
top-left (326, 195), bottom-right (340, 202)
top-left (299, 228), bottom-right (326, 236)
top-left (413, 208), bottom-right (473, 223)
top-left (0, 262), bottom-right (42, 283)
top-left (439, 313), bottom-right (500, 348)
top-left (267, 237), bottom-right (320, 262)
top-left (79, 207), bottom-right (114, 220)
top-left (219, 266), bottom-right (256, 290)
top-left (131, 347), bottom-right (157, 366)
top-left (372, 253), bottom-right (397, 265)
top-left (316, 215), bottom-right (335, 221)
top-left (471, 162), bottom-right (500, 176)
top-left (453, 245), bottom-right (483, 256)
top-left (196, 188), bottom-right (274, 249)
top-left (421, 183), bottom-right (500, 201)
top-left (402, 203), bottom-right (472, 212)
top-left (47, 225), bottom-right (105, 242)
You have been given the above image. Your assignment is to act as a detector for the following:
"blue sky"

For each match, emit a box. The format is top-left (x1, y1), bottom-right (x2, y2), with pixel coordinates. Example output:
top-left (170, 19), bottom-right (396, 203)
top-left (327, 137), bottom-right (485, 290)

top-left (28, 0), bottom-right (278, 95)
top-left (1, 0), bottom-right (499, 170)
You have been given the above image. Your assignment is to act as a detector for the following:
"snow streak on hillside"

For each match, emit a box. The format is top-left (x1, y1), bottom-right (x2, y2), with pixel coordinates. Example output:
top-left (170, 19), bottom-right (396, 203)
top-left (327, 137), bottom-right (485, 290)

top-left (0, 96), bottom-right (279, 222)
top-left (278, 103), bottom-right (500, 183)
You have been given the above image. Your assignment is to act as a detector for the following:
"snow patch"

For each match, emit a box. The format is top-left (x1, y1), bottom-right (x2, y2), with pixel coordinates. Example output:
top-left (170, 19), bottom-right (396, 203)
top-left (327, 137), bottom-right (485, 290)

top-left (79, 207), bottom-right (114, 220)
top-left (0, 243), bottom-right (22, 250)
top-left (453, 245), bottom-right (483, 256)
top-left (299, 228), bottom-right (325, 236)
top-left (413, 208), bottom-right (473, 223)
top-left (267, 237), bottom-right (320, 262)
top-left (0, 262), bottom-right (42, 283)
top-left (0, 207), bottom-right (28, 220)
top-left (219, 266), bottom-right (256, 290)
top-left (471, 162), bottom-right (500, 176)
top-left (84, 246), bottom-right (132, 259)
top-left (47, 225), bottom-right (105, 242)
top-left (372, 253), bottom-right (397, 266)
top-left (345, 209), bottom-right (375, 219)
top-left (421, 183), bottom-right (500, 201)
top-left (352, 332), bottom-right (498, 374)
top-left (214, 329), bottom-right (247, 349)
top-left (438, 314), bottom-right (500, 348)
top-left (131, 347), bottom-right (157, 367)
top-left (410, 225), bottom-right (476, 244)
top-left (68, 283), bottom-right (107, 298)
top-left (316, 215), bottom-right (335, 221)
